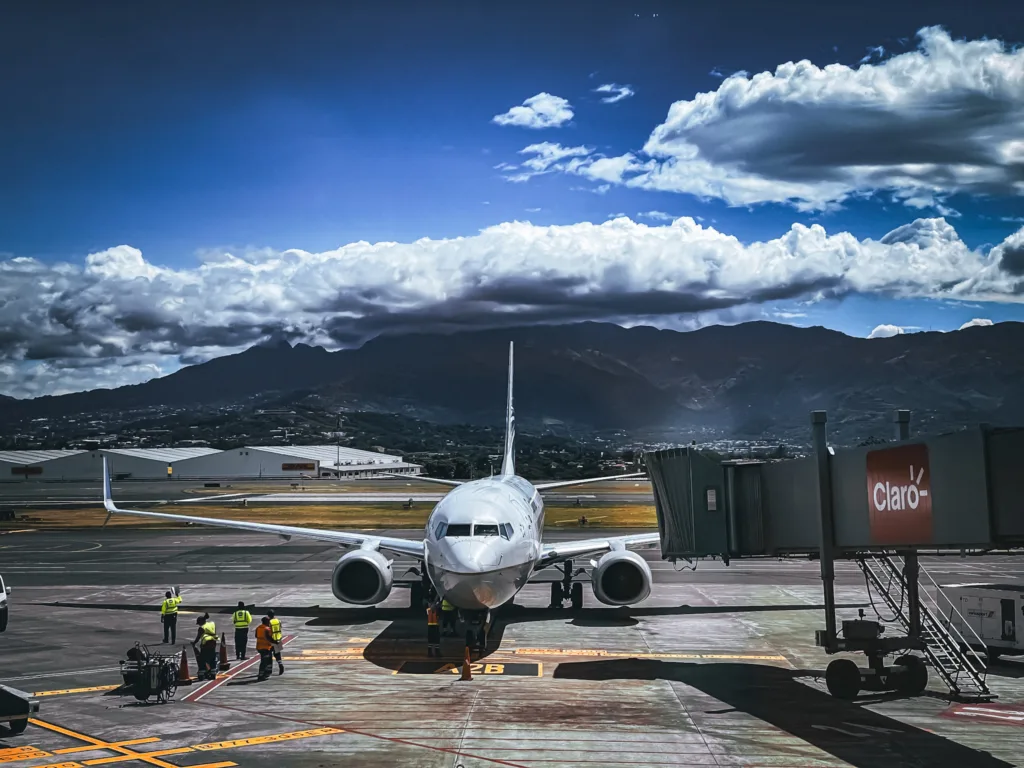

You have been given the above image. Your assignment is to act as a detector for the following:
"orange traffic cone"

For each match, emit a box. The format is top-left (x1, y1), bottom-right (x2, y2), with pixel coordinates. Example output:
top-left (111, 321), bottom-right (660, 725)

top-left (177, 647), bottom-right (192, 685)
top-left (218, 633), bottom-right (231, 671)
top-left (460, 646), bottom-right (472, 681)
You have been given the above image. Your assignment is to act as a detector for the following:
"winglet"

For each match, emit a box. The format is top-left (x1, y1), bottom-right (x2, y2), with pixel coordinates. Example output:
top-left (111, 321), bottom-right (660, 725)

top-left (500, 341), bottom-right (515, 477)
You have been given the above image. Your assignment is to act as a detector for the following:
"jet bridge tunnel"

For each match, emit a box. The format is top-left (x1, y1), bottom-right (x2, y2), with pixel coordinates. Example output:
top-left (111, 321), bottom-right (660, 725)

top-left (644, 411), bottom-right (1024, 701)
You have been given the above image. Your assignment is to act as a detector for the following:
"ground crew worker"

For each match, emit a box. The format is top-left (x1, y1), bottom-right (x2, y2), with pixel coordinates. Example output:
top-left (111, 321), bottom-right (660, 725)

top-left (255, 617), bottom-right (274, 681)
top-left (160, 587), bottom-right (182, 644)
top-left (193, 613), bottom-right (218, 680)
top-left (232, 601), bottom-right (252, 660)
top-left (426, 600), bottom-right (441, 657)
top-left (441, 597), bottom-right (457, 636)
top-left (267, 609), bottom-right (284, 675)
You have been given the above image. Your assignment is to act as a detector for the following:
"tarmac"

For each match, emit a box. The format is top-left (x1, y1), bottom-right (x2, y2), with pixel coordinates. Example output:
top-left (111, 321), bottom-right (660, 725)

top-left (2, 527), bottom-right (1024, 767)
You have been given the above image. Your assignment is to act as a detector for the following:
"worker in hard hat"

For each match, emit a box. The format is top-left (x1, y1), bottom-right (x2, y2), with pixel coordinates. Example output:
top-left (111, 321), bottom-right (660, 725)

top-left (160, 587), bottom-right (182, 644)
top-left (232, 601), bottom-right (252, 660)
top-left (192, 613), bottom-right (218, 680)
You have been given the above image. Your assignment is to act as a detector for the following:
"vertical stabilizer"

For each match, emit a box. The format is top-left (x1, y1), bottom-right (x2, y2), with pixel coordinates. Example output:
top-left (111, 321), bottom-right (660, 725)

top-left (501, 341), bottom-right (515, 476)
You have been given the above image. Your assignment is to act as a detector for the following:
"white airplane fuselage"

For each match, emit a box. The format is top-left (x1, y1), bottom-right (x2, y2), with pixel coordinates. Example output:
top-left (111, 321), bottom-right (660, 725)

top-left (423, 473), bottom-right (544, 611)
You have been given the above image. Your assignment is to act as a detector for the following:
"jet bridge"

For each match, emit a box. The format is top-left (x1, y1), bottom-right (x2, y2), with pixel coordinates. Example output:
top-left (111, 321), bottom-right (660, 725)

top-left (645, 411), bottom-right (1024, 701)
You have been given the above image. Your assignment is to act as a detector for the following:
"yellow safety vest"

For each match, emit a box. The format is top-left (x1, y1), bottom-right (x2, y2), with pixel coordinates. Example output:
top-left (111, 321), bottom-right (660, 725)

top-left (232, 610), bottom-right (252, 628)
top-left (441, 598), bottom-right (455, 612)
top-left (269, 617), bottom-right (282, 643)
top-left (160, 596), bottom-right (181, 615)
top-left (201, 620), bottom-right (217, 643)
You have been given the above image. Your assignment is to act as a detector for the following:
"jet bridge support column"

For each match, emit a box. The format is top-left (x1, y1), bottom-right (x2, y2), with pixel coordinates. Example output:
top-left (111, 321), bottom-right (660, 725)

top-left (812, 411), bottom-right (838, 649)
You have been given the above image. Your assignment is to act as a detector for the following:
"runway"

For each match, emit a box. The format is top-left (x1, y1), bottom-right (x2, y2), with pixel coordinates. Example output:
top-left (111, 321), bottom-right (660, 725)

top-left (5, 528), bottom-right (1024, 587)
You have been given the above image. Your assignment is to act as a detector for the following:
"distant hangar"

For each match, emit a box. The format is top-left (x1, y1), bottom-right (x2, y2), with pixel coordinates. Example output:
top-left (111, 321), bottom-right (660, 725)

top-left (0, 445), bottom-right (420, 481)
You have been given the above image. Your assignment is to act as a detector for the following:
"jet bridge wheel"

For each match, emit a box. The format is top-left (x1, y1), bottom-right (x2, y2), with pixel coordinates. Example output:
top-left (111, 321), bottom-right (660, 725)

top-left (825, 659), bottom-right (861, 700)
top-left (892, 654), bottom-right (928, 695)
top-left (571, 582), bottom-right (583, 610)
top-left (549, 582), bottom-right (563, 608)
top-left (5, 719), bottom-right (27, 736)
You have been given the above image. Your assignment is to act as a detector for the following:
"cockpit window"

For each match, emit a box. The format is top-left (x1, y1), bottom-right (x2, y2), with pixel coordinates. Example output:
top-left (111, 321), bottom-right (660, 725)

top-left (445, 523), bottom-right (472, 537)
top-left (499, 523), bottom-right (512, 540)
top-left (474, 524), bottom-right (500, 537)
top-left (434, 522), bottom-right (447, 539)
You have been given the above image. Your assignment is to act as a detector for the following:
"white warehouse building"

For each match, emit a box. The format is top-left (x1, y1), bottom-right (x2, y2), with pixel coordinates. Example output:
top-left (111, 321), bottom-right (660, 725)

top-left (0, 445), bottom-right (419, 481)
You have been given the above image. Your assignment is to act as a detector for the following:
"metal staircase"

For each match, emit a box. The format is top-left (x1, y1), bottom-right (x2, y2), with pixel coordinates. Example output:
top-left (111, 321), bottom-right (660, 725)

top-left (857, 553), bottom-right (993, 700)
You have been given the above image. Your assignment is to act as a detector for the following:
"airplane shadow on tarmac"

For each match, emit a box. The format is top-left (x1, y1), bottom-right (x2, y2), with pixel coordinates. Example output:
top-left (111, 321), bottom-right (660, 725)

top-left (553, 659), bottom-right (1013, 768)
top-left (40, 599), bottom-right (868, 673)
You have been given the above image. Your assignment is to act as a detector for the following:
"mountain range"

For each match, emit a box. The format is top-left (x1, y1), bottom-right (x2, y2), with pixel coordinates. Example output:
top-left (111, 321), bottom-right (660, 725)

top-left (3, 321), bottom-right (1023, 444)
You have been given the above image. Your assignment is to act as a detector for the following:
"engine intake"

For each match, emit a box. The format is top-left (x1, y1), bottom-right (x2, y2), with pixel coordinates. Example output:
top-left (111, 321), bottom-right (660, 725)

top-left (332, 549), bottom-right (393, 605)
top-left (591, 549), bottom-right (652, 606)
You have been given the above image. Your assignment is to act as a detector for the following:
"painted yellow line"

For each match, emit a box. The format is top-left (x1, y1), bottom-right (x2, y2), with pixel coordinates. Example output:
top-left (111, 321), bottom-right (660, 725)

top-left (0, 747), bottom-right (51, 763)
top-left (301, 648), bottom-right (366, 655)
top-left (55, 739), bottom-right (161, 755)
top-left (512, 648), bottom-right (787, 661)
top-left (34, 686), bottom-right (119, 698)
top-left (291, 655), bottom-right (365, 661)
top-left (187, 763), bottom-right (236, 768)
top-left (29, 720), bottom-right (181, 768)
top-left (193, 728), bottom-right (343, 751)
top-left (82, 748), bottom-right (194, 765)
top-left (36, 763), bottom-right (83, 768)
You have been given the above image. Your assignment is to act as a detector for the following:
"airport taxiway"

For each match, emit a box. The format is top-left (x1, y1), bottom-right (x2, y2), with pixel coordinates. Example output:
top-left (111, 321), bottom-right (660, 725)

top-left (2, 528), bottom-right (1024, 767)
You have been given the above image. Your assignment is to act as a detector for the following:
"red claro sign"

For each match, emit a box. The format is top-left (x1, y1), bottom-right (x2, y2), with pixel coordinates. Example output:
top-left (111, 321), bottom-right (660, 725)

top-left (866, 443), bottom-right (933, 545)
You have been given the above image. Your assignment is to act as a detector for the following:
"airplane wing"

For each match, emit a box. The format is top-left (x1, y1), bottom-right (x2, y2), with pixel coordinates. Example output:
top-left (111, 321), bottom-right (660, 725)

top-left (535, 472), bottom-right (646, 492)
top-left (538, 532), bottom-right (660, 568)
top-left (378, 473), bottom-right (463, 488)
top-left (101, 459), bottom-right (424, 560)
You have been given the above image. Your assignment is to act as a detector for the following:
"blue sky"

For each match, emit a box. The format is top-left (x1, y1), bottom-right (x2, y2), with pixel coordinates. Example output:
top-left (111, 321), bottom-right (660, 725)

top-left (1, 1), bottom-right (1023, 396)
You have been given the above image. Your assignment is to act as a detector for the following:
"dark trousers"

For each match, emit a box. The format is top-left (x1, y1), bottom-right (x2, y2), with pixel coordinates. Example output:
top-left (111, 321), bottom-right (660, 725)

top-left (234, 628), bottom-right (249, 659)
top-left (201, 640), bottom-right (217, 678)
top-left (427, 624), bottom-right (440, 655)
top-left (162, 614), bottom-right (177, 644)
top-left (442, 610), bottom-right (456, 634)
top-left (257, 649), bottom-right (273, 679)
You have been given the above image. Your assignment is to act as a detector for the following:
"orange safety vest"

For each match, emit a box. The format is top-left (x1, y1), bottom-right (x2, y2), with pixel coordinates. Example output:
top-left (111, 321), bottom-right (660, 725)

top-left (255, 624), bottom-right (273, 651)
top-left (426, 605), bottom-right (439, 626)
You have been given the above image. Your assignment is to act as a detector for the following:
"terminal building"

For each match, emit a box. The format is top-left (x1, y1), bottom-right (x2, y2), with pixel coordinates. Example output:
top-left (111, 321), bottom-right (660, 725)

top-left (0, 445), bottom-right (420, 481)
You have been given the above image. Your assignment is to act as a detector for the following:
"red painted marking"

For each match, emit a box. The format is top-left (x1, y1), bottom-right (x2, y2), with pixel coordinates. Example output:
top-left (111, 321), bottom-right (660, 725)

top-left (182, 635), bottom-right (295, 703)
top-left (943, 703), bottom-right (1024, 726)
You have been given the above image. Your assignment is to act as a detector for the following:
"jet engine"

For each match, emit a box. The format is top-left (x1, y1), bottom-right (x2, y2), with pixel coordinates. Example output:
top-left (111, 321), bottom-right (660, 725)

top-left (590, 550), bottom-right (652, 606)
top-left (332, 549), bottom-right (393, 605)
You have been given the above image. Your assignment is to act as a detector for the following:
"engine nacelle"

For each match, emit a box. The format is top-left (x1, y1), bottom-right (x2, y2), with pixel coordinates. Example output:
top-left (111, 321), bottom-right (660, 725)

top-left (591, 549), bottom-right (652, 606)
top-left (332, 549), bottom-right (393, 605)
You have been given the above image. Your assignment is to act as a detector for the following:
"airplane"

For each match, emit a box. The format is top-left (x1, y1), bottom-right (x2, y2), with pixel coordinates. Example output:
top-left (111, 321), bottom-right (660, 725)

top-left (101, 342), bottom-right (659, 650)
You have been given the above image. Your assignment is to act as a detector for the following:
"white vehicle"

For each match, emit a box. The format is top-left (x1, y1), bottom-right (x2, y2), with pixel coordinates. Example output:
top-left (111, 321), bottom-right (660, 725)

top-left (0, 573), bottom-right (9, 632)
top-left (102, 342), bottom-right (656, 649)
top-left (937, 583), bottom-right (1023, 661)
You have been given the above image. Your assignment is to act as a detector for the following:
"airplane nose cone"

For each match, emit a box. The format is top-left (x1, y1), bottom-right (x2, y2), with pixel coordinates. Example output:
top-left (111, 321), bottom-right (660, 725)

top-left (446, 539), bottom-right (503, 572)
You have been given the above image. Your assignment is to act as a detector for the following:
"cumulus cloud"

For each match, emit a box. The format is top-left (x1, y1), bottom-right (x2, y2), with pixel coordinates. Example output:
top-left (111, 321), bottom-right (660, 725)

top-left (868, 324), bottom-right (905, 338)
top-left (594, 83), bottom-right (635, 104)
top-left (505, 28), bottom-right (1024, 212)
top-left (959, 318), bottom-right (994, 330)
top-left (492, 93), bottom-right (573, 129)
top-left (2, 216), bottom-right (1022, 397)
top-left (504, 142), bottom-right (593, 182)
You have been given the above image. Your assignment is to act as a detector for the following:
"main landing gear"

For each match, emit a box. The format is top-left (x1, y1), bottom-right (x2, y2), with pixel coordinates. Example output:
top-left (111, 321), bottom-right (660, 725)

top-left (548, 559), bottom-right (585, 610)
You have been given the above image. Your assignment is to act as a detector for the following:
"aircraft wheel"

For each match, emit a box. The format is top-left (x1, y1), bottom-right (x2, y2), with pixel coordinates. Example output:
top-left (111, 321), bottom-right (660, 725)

top-left (465, 630), bottom-right (475, 651)
top-left (986, 647), bottom-right (1002, 664)
top-left (893, 654), bottom-right (928, 695)
top-left (549, 582), bottom-right (562, 608)
top-left (0, 606), bottom-right (8, 632)
top-left (825, 659), bottom-right (860, 700)
top-left (571, 582), bottom-right (583, 610)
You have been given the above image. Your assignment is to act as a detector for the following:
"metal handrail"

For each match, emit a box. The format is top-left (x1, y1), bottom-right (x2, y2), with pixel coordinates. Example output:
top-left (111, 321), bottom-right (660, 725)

top-left (891, 554), bottom-right (988, 674)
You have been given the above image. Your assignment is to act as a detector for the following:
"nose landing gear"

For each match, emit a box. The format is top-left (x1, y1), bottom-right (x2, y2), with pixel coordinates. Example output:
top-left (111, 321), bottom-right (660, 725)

top-left (548, 559), bottom-right (586, 609)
